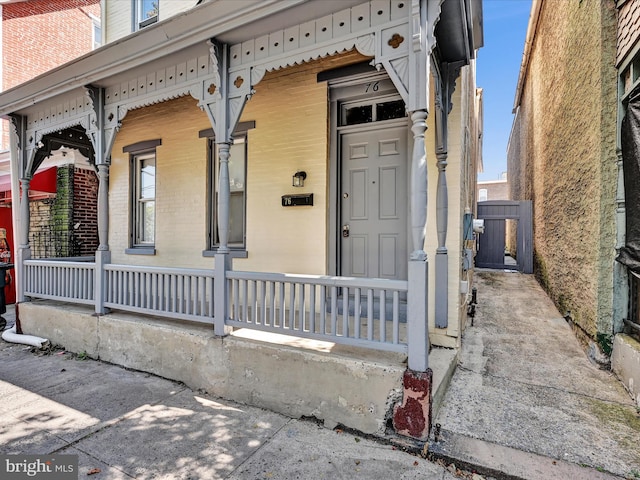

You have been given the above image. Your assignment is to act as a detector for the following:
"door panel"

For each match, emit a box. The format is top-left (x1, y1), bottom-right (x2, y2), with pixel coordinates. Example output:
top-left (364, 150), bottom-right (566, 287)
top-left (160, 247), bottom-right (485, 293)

top-left (341, 126), bottom-right (407, 280)
top-left (476, 218), bottom-right (506, 269)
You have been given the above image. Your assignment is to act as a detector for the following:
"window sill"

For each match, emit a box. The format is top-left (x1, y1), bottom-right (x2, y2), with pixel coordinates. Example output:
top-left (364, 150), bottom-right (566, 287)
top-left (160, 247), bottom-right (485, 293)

top-left (202, 249), bottom-right (248, 259)
top-left (125, 247), bottom-right (156, 256)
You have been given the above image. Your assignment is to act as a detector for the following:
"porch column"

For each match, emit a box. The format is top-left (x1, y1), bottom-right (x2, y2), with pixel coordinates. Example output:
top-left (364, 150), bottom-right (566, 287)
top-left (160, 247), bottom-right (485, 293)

top-left (394, 109), bottom-right (432, 442)
top-left (95, 163), bottom-right (110, 315)
top-left (434, 150), bottom-right (448, 328)
top-left (407, 110), bottom-right (429, 372)
top-left (16, 177), bottom-right (32, 306)
top-left (86, 86), bottom-right (113, 316)
top-left (214, 142), bottom-right (232, 336)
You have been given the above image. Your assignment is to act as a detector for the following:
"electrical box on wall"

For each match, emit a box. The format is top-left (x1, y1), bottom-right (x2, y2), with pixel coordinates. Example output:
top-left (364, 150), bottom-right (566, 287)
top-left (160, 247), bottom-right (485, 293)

top-left (281, 193), bottom-right (313, 207)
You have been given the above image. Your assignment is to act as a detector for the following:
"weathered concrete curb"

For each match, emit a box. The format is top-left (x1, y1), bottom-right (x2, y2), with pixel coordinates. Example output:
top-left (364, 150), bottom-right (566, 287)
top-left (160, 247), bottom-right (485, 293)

top-left (428, 429), bottom-right (625, 480)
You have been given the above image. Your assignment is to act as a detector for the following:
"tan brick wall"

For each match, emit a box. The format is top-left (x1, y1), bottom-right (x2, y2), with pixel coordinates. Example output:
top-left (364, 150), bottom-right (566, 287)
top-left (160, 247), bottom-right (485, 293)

top-left (617, 0), bottom-right (640, 66)
top-left (108, 49), bottom-right (474, 345)
top-left (508, 0), bottom-right (618, 341)
top-left (110, 51), bottom-right (368, 273)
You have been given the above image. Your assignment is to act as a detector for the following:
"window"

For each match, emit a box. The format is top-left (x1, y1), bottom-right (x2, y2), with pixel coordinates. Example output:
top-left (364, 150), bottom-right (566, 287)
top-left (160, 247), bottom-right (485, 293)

top-left (201, 122), bottom-right (254, 254)
top-left (479, 188), bottom-right (488, 202)
top-left (340, 97), bottom-right (406, 126)
top-left (134, 0), bottom-right (158, 31)
top-left (90, 15), bottom-right (101, 50)
top-left (124, 139), bottom-right (161, 254)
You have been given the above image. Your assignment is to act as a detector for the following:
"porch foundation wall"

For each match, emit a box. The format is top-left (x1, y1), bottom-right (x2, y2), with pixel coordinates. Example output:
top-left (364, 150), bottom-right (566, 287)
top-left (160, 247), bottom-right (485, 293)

top-left (18, 301), bottom-right (406, 435)
top-left (612, 333), bottom-right (640, 406)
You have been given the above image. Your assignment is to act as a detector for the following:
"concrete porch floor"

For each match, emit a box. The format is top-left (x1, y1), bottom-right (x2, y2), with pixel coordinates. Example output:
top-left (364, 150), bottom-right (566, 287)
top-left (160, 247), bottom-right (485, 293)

top-left (11, 300), bottom-right (457, 439)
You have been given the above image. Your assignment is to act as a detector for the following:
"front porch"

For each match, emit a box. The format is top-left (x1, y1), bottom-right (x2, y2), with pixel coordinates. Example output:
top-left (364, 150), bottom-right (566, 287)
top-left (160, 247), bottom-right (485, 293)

top-left (1, 0), bottom-right (483, 441)
top-left (17, 298), bottom-right (457, 436)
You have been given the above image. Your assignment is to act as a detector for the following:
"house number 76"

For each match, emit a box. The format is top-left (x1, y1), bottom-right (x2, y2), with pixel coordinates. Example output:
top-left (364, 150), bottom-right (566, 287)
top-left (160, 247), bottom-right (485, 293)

top-left (365, 81), bottom-right (379, 93)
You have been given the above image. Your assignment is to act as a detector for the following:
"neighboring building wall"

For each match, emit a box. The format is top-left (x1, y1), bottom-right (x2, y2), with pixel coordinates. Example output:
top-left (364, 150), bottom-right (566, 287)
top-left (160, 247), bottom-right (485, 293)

top-left (1, 0), bottom-right (100, 149)
top-left (26, 164), bottom-right (97, 259)
top-left (477, 179), bottom-right (509, 201)
top-left (73, 167), bottom-right (99, 255)
top-left (104, 0), bottom-right (195, 43)
top-left (508, 0), bottom-right (618, 350)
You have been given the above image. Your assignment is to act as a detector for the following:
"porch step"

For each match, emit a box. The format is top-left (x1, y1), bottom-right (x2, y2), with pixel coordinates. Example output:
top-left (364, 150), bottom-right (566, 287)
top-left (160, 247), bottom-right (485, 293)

top-left (429, 346), bottom-right (459, 418)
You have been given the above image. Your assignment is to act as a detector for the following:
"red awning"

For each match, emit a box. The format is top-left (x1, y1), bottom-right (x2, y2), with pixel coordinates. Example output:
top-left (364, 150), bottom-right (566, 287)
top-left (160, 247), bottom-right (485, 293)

top-left (0, 167), bottom-right (58, 202)
top-left (0, 167), bottom-right (57, 195)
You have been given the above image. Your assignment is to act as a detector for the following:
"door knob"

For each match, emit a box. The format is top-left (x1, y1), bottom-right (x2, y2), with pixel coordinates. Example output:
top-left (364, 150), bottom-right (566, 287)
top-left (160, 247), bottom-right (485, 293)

top-left (342, 224), bottom-right (350, 238)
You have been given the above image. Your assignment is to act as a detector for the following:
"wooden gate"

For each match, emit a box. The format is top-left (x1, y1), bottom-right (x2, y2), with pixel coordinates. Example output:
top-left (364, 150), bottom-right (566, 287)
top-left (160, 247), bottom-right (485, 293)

top-left (476, 200), bottom-right (533, 273)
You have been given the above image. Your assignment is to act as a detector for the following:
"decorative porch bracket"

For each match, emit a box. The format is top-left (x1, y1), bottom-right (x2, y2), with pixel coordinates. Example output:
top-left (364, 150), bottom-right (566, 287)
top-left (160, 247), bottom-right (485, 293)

top-left (432, 59), bottom-right (463, 329)
top-left (86, 86), bottom-right (120, 315)
top-left (198, 40), bottom-right (259, 336)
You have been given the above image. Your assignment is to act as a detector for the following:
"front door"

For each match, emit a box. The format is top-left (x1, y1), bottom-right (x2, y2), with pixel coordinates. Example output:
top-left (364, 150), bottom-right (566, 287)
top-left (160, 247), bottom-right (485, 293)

top-left (340, 125), bottom-right (408, 280)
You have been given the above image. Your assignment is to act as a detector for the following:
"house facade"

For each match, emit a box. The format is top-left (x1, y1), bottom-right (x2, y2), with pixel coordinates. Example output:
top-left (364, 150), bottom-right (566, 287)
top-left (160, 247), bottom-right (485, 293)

top-left (508, 0), bottom-right (640, 405)
top-left (0, 0), bottom-right (483, 438)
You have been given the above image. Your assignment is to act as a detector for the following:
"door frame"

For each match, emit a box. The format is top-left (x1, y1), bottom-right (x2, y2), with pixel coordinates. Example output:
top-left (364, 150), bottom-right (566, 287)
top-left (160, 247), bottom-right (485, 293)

top-left (327, 70), bottom-right (410, 278)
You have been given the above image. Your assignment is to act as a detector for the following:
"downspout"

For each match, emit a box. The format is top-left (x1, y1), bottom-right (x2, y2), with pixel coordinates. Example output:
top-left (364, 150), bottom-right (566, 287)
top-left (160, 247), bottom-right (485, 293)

top-left (512, 0), bottom-right (543, 113)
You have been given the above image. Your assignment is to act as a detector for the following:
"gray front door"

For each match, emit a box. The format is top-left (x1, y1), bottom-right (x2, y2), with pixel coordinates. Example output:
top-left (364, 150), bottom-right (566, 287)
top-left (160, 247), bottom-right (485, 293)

top-left (340, 125), bottom-right (408, 280)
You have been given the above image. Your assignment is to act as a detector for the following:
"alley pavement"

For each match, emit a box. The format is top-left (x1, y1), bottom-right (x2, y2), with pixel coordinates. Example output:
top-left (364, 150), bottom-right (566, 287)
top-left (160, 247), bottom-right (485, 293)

top-left (431, 270), bottom-right (640, 480)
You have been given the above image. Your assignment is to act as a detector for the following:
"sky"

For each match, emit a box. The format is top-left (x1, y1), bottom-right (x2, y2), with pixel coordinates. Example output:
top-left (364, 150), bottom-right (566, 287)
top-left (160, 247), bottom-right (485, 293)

top-left (476, 0), bottom-right (533, 182)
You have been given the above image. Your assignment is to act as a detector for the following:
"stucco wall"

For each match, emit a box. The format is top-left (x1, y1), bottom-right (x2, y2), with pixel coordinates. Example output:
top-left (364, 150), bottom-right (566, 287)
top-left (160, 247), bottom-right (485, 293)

top-left (508, 0), bottom-right (618, 347)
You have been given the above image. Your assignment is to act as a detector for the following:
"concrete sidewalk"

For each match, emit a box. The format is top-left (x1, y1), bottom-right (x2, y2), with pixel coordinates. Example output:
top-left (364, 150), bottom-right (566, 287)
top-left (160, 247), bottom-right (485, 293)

top-left (0, 305), bottom-right (461, 480)
top-left (431, 270), bottom-right (640, 480)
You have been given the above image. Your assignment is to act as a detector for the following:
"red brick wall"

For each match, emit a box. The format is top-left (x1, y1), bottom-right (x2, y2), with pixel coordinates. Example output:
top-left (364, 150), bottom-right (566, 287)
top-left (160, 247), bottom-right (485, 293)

top-left (1, 0), bottom-right (100, 148)
top-left (73, 167), bottom-right (99, 255)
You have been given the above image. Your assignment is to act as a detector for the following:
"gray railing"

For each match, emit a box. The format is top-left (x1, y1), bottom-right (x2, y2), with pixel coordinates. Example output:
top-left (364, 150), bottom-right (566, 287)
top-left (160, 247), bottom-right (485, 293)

top-left (24, 259), bottom-right (96, 305)
top-left (22, 260), bottom-right (409, 353)
top-left (104, 264), bottom-right (216, 324)
top-left (227, 271), bottom-right (408, 352)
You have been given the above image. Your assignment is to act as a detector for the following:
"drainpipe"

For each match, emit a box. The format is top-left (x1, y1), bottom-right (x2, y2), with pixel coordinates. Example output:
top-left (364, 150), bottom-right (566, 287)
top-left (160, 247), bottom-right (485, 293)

top-left (2, 325), bottom-right (48, 348)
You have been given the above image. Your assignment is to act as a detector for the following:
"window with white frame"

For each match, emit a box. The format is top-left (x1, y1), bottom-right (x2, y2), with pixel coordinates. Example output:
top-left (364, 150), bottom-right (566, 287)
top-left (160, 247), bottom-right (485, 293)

top-left (90, 15), bottom-right (101, 50)
top-left (124, 139), bottom-right (161, 254)
top-left (134, 0), bottom-right (158, 31)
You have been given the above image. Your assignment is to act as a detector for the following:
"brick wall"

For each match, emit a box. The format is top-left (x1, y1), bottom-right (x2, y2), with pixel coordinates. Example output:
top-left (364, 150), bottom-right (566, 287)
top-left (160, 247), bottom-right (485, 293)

top-left (28, 165), bottom-right (97, 258)
top-left (108, 51), bottom-right (368, 272)
top-left (508, 0), bottom-right (618, 348)
top-left (73, 167), bottom-right (98, 255)
top-left (1, 0), bottom-right (100, 148)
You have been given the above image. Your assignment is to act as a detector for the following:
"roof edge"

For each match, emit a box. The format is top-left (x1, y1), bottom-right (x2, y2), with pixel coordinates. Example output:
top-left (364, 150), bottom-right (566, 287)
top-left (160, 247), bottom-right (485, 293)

top-left (512, 0), bottom-right (542, 113)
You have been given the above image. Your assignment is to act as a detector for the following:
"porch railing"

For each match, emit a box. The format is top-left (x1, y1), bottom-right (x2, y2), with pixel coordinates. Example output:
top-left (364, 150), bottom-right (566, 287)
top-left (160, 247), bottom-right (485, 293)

top-left (227, 271), bottom-right (408, 352)
top-left (103, 264), bottom-right (216, 324)
top-left (24, 259), bottom-right (96, 305)
top-left (22, 259), bottom-right (409, 353)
